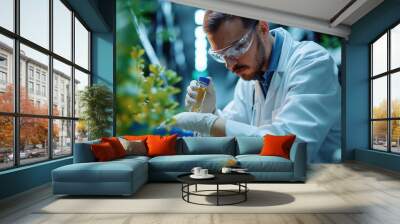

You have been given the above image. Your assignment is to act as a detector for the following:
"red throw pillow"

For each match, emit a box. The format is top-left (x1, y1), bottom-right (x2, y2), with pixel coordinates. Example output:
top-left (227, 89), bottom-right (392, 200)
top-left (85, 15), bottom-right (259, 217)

top-left (101, 137), bottom-right (126, 158)
top-left (146, 134), bottom-right (177, 157)
top-left (124, 135), bottom-right (149, 141)
top-left (259, 134), bottom-right (296, 159)
top-left (91, 142), bottom-right (117, 161)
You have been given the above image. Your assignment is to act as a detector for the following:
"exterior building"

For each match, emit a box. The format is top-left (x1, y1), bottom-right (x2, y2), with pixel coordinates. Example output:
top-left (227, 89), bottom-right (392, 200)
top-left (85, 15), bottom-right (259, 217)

top-left (0, 41), bottom-right (77, 151)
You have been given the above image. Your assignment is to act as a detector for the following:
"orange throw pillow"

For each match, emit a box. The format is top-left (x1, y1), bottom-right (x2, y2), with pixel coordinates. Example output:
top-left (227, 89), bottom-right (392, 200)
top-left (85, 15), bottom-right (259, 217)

top-left (91, 142), bottom-right (117, 161)
top-left (124, 135), bottom-right (149, 141)
top-left (259, 134), bottom-right (296, 159)
top-left (146, 134), bottom-right (177, 157)
top-left (101, 137), bottom-right (126, 158)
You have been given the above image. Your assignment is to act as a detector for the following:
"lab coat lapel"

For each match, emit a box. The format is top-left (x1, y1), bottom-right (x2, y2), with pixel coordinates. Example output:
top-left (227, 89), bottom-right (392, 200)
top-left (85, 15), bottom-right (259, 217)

top-left (258, 28), bottom-right (292, 126)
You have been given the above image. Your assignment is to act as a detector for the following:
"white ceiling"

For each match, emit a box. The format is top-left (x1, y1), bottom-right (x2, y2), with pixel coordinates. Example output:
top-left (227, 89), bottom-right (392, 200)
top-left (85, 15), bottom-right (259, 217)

top-left (169, 0), bottom-right (384, 38)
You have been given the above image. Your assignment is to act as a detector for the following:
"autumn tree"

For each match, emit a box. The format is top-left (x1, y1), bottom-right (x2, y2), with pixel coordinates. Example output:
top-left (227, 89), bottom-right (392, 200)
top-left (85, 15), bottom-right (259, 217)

top-left (0, 84), bottom-right (60, 152)
top-left (372, 99), bottom-right (400, 144)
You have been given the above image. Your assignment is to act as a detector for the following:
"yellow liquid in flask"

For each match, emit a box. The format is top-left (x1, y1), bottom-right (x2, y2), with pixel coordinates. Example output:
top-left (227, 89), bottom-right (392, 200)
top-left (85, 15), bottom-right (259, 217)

top-left (191, 86), bottom-right (207, 112)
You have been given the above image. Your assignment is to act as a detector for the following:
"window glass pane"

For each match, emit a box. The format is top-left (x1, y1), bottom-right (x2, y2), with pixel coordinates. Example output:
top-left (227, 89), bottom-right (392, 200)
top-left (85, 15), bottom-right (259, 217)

top-left (53, 0), bottom-right (72, 60)
top-left (74, 18), bottom-right (89, 70)
top-left (20, 44), bottom-right (49, 115)
top-left (20, 117), bottom-right (49, 165)
top-left (0, 35), bottom-right (14, 112)
top-left (372, 121), bottom-right (388, 151)
top-left (372, 33), bottom-right (387, 76)
top-left (391, 120), bottom-right (400, 153)
top-left (53, 119), bottom-right (72, 157)
top-left (74, 69), bottom-right (89, 118)
top-left (0, 0), bottom-right (14, 31)
top-left (0, 116), bottom-right (13, 170)
top-left (75, 120), bottom-right (88, 143)
top-left (20, 0), bottom-right (49, 49)
top-left (372, 77), bottom-right (387, 119)
top-left (391, 24), bottom-right (400, 70)
top-left (53, 59), bottom-right (72, 117)
top-left (391, 72), bottom-right (400, 118)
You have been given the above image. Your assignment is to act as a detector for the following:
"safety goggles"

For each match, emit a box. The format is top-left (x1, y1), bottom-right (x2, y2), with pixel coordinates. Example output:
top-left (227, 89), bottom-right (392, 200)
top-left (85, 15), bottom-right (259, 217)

top-left (208, 27), bottom-right (256, 63)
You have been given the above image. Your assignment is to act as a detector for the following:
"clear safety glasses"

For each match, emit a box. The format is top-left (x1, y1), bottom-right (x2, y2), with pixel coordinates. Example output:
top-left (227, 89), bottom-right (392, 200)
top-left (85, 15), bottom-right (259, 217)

top-left (208, 27), bottom-right (256, 63)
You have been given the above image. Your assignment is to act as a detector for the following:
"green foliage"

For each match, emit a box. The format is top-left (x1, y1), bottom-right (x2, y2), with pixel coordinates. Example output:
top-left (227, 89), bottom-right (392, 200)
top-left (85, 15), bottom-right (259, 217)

top-left (320, 34), bottom-right (341, 49)
top-left (79, 84), bottom-right (113, 140)
top-left (116, 46), bottom-right (182, 135)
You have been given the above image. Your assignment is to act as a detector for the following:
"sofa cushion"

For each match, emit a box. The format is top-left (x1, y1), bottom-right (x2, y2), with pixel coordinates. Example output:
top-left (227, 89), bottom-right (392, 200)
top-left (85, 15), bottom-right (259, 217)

top-left (236, 155), bottom-right (293, 172)
top-left (260, 134), bottom-right (296, 159)
top-left (236, 137), bottom-right (263, 155)
top-left (91, 142), bottom-right (118, 161)
top-left (119, 138), bottom-right (147, 156)
top-left (178, 137), bottom-right (235, 155)
top-left (53, 158), bottom-right (147, 183)
top-left (147, 135), bottom-right (177, 157)
top-left (149, 154), bottom-right (235, 172)
top-left (101, 137), bottom-right (127, 158)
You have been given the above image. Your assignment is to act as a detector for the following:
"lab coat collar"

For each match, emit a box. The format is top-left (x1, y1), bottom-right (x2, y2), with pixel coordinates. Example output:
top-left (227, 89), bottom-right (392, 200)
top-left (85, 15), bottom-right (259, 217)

top-left (271, 27), bottom-right (294, 75)
top-left (264, 29), bottom-right (283, 76)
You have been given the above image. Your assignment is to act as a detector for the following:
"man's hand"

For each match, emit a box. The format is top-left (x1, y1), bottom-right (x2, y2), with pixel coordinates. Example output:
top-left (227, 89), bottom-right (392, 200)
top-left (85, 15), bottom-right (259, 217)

top-left (173, 112), bottom-right (218, 135)
top-left (185, 77), bottom-right (216, 113)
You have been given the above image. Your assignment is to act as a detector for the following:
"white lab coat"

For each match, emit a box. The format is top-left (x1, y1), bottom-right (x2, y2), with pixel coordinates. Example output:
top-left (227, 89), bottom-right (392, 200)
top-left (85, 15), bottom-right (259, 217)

top-left (218, 28), bottom-right (341, 163)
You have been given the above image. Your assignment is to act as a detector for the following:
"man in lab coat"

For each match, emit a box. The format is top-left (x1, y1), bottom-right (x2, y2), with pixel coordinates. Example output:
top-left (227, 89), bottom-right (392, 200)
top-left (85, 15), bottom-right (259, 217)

top-left (173, 11), bottom-right (341, 162)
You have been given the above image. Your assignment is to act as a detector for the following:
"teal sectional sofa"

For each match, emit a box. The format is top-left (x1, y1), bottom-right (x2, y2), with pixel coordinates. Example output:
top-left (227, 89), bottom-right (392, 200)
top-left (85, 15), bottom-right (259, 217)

top-left (52, 137), bottom-right (307, 196)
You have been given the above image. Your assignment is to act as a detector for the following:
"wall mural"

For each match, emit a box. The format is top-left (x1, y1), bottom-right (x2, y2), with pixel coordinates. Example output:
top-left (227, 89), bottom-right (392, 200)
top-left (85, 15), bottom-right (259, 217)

top-left (116, 0), bottom-right (342, 162)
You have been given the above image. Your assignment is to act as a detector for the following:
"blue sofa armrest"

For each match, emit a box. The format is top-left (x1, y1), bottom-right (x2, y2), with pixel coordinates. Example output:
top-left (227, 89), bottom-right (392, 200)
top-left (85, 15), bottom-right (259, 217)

top-left (289, 142), bottom-right (307, 182)
top-left (73, 140), bottom-right (100, 163)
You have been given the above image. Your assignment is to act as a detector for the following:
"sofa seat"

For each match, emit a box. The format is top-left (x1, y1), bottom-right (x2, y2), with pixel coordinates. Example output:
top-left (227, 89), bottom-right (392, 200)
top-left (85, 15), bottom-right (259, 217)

top-left (236, 155), bottom-right (293, 172)
top-left (148, 154), bottom-right (235, 181)
top-left (52, 157), bottom-right (148, 195)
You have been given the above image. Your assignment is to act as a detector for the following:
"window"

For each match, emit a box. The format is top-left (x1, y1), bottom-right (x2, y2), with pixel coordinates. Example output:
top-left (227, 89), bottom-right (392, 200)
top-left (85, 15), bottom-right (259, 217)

top-left (0, 116), bottom-right (13, 170)
top-left (42, 85), bottom-right (46, 97)
top-left (35, 70), bottom-right (41, 81)
top-left (0, 55), bottom-right (7, 67)
top-left (0, 0), bottom-right (91, 170)
top-left (28, 81), bottom-right (34, 94)
top-left (370, 22), bottom-right (400, 154)
top-left (0, 35), bottom-right (13, 113)
top-left (74, 17), bottom-right (90, 70)
top-left (53, 0), bottom-right (72, 60)
top-left (53, 59), bottom-right (72, 117)
top-left (53, 119), bottom-right (72, 158)
top-left (0, 71), bottom-right (6, 85)
top-left (28, 67), bottom-right (34, 80)
top-left (20, 0), bottom-right (49, 49)
top-left (35, 83), bottom-right (40, 95)
top-left (0, 0), bottom-right (14, 32)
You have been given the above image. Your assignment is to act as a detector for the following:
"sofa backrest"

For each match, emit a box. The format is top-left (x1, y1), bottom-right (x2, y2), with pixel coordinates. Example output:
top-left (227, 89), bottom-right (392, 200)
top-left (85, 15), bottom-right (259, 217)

top-left (235, 137), bottom-right (263, 155)
top-left (73, 139), bottom-right (100, 163)
top-left (177, 137), bottom-right (236, 155)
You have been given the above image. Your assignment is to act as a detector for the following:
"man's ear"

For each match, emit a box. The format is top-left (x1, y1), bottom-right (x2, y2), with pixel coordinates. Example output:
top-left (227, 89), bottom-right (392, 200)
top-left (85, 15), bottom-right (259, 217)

top-left (259, 21), bottom-right (269, 34)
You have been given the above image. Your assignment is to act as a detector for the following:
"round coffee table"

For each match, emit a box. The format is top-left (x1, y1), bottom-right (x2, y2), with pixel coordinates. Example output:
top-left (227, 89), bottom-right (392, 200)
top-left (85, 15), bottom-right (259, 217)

top-left (177, 173), bottom-right (255, 206)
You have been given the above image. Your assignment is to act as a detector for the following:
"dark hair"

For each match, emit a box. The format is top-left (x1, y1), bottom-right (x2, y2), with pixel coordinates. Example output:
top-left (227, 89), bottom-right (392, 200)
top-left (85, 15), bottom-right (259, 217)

top-left (203, 11), bottom-right (258, 34)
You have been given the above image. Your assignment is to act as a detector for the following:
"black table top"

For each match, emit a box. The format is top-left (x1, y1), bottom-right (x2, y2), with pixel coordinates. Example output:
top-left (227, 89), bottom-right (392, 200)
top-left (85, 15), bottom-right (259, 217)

top-left (177, 172), bottom-right (255, 185)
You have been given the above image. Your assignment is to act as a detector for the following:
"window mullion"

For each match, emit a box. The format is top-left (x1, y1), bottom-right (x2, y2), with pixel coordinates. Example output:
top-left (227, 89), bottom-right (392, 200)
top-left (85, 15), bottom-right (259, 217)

top-left (13, 0), bottom-right (20, 167)
top-left (48, 0), bottom-right (54, 160)
top-left (388, 29), bottom-right (391, 153)
top-left (71, 10), bottom-right (76, 155)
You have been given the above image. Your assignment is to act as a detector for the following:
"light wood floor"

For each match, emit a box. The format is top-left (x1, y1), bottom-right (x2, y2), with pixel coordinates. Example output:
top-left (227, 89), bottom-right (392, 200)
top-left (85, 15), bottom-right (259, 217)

top-left (1, 162), bottom-right (400, 224)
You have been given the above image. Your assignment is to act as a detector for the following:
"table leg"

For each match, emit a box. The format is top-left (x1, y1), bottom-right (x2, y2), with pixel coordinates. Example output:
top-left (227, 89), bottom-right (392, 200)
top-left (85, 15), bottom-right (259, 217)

top-left (245, 183), bottom-right (247, 201)
top-left (217, 184), bottom-right (219, 206)
top-left (195, 184), bottom-right (197, 192)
